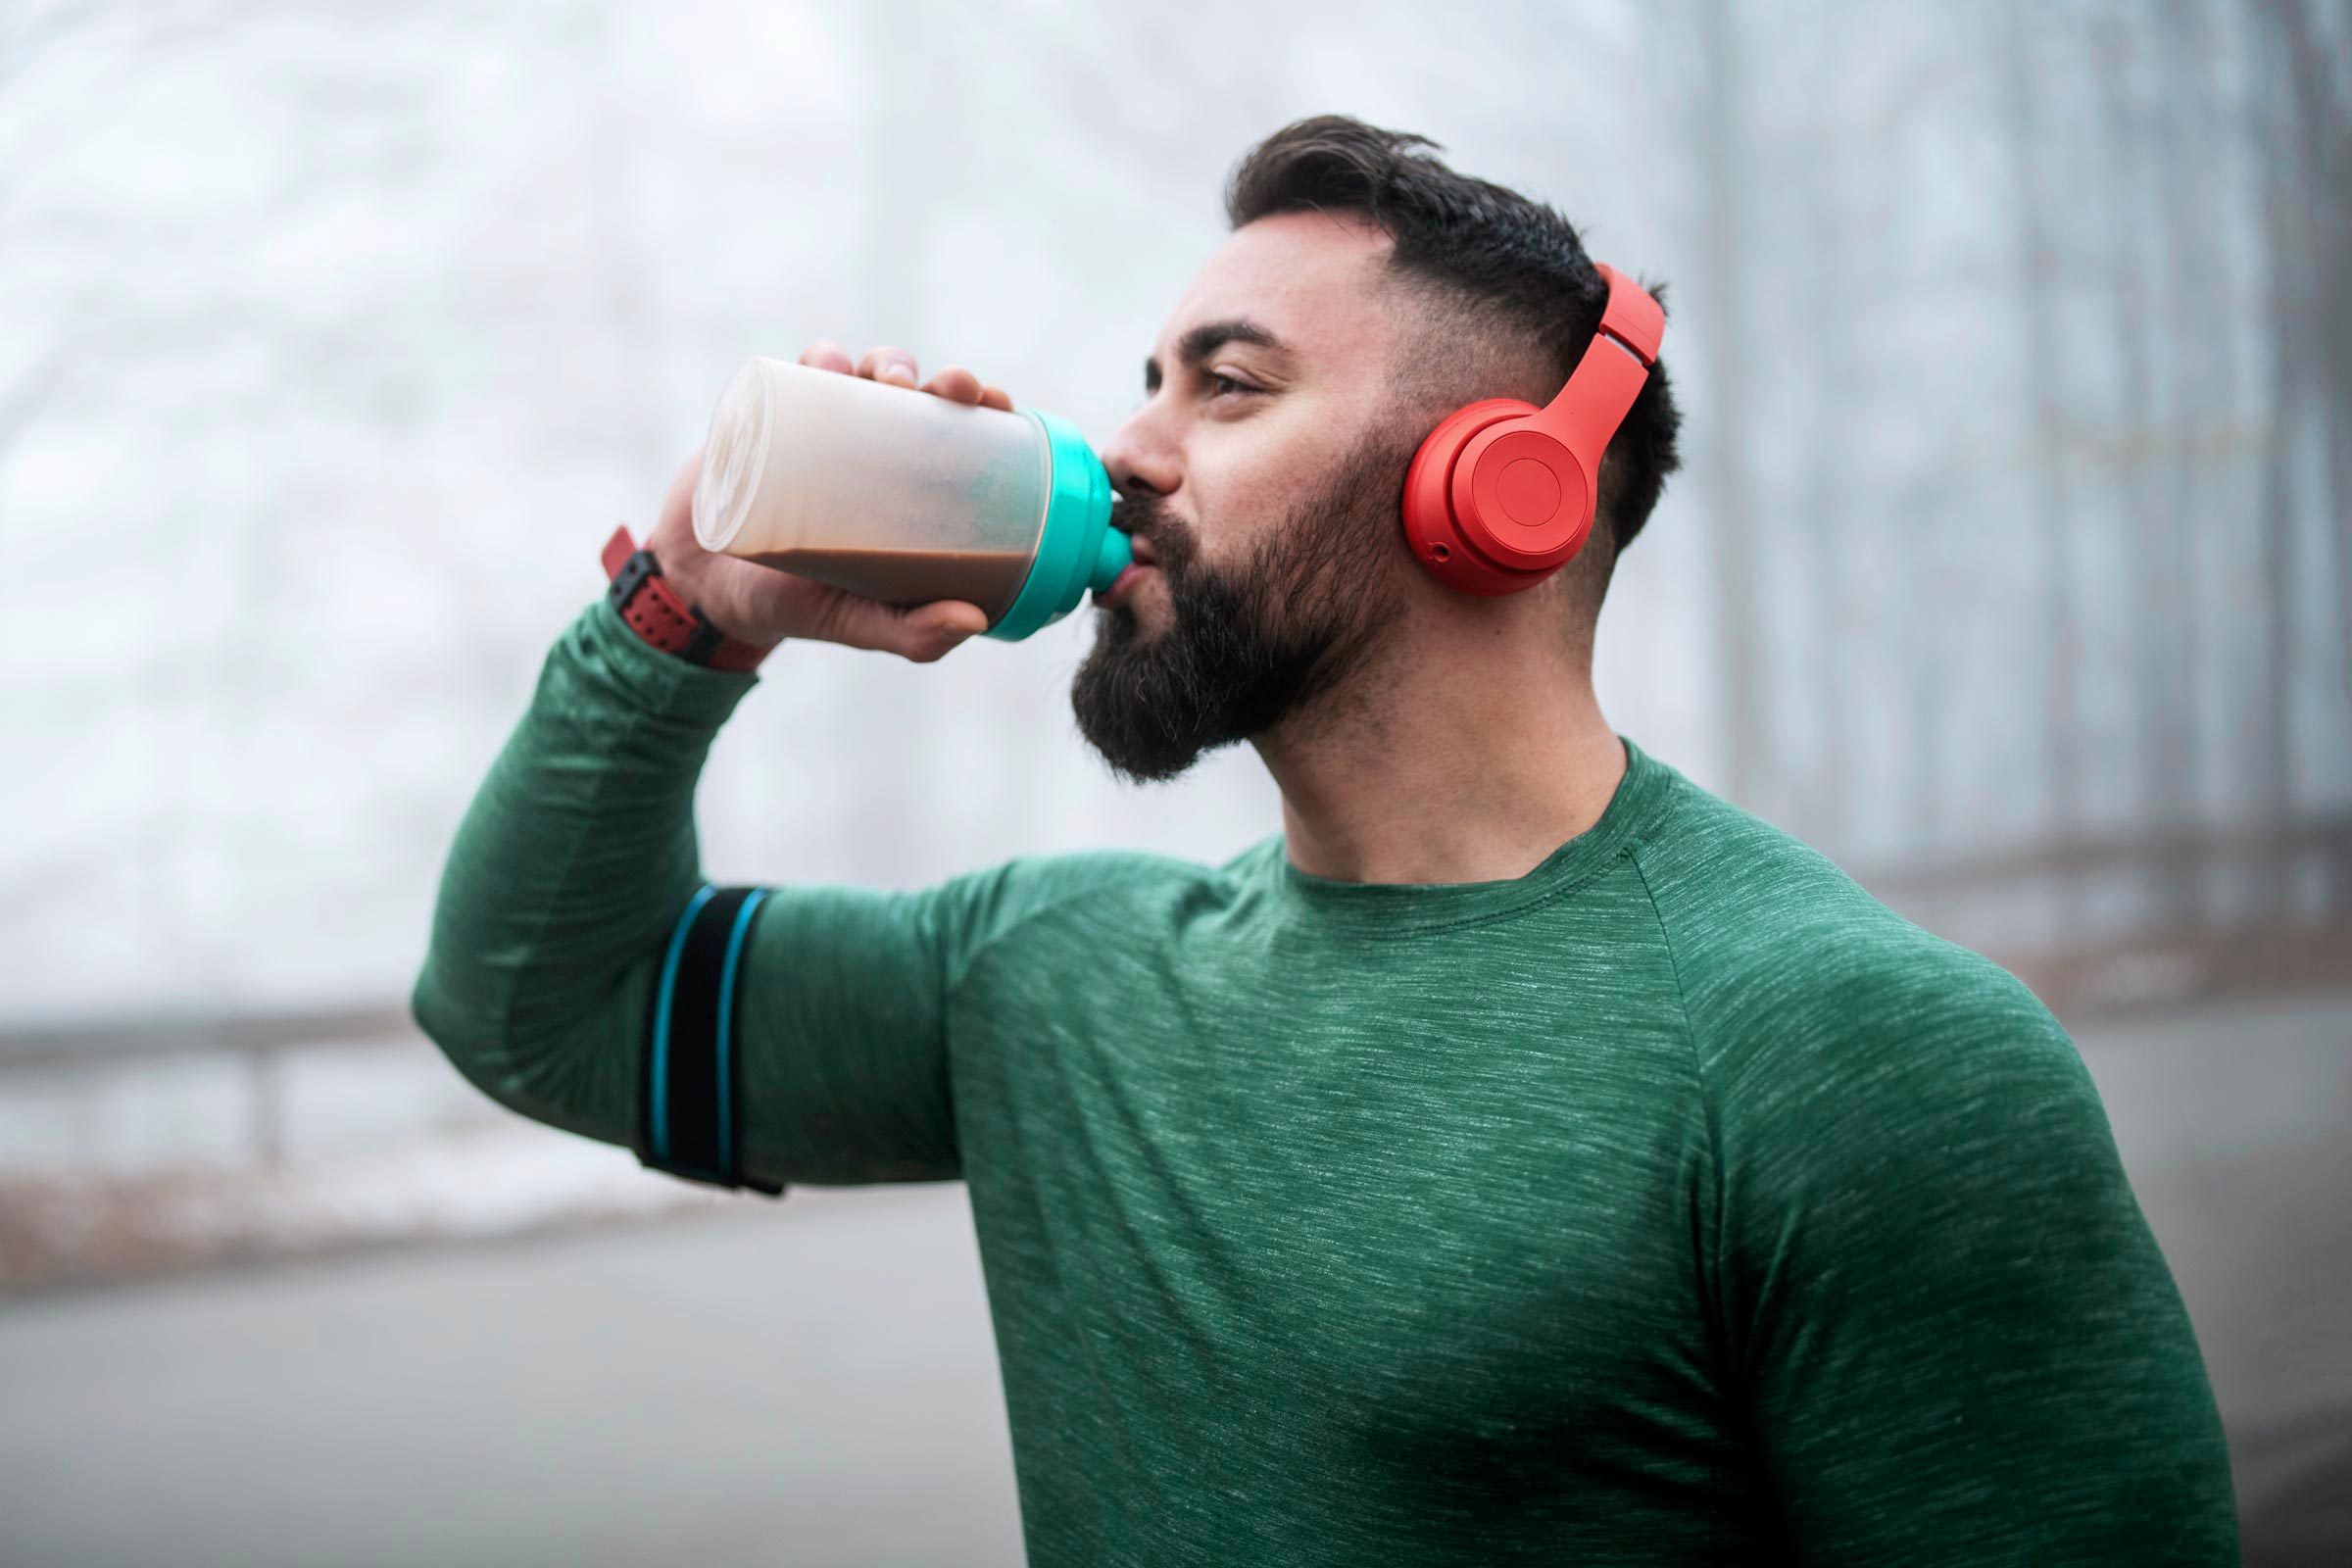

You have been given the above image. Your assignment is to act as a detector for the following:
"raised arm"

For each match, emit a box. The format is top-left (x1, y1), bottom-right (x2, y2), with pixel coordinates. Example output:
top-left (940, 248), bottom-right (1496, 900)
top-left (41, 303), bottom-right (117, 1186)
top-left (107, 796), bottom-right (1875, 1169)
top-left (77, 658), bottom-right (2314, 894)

top-left (411, 345), bottom-right (1030, 1191)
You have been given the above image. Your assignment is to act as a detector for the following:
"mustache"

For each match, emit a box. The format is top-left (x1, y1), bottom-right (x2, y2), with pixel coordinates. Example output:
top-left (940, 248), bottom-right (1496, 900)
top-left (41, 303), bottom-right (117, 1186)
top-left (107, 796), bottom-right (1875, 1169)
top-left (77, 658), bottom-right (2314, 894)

top-left (1107, 494), bottom-right (1195, 571)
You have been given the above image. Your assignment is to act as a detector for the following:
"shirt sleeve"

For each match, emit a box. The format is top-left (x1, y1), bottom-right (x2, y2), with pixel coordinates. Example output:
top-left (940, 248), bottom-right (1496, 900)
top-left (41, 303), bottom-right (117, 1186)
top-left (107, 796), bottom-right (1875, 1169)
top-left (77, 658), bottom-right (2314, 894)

top-left (1705, 948), bottom-right (2241, 1564)
top-left (411, 592), bottom-right (1101, 1192)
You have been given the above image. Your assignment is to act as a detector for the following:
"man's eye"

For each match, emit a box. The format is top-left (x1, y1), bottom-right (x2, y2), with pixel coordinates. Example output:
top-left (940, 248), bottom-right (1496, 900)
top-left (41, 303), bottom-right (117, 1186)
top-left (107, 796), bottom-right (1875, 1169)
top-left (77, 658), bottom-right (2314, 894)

top-left (1206, 372), bottom-right (1258, 400)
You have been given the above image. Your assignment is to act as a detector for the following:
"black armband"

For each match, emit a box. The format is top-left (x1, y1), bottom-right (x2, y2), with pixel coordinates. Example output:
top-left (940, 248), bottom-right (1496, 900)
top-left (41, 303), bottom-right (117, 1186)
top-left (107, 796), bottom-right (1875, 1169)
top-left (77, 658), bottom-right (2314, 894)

top-left (634, 883), bottom-right (785, 1197)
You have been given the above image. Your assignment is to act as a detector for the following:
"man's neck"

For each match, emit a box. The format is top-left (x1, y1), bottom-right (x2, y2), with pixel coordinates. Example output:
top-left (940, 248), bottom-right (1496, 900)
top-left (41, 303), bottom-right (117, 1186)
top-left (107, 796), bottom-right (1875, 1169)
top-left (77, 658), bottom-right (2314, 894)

top-left (1252, 653), bottom-right (1627, 888)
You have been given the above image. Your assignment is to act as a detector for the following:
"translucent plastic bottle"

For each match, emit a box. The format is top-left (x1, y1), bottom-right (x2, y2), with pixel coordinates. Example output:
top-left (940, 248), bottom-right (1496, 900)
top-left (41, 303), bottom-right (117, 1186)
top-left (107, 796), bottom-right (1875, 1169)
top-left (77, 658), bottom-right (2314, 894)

top-left (691, 356), bottom-right (1132, 642)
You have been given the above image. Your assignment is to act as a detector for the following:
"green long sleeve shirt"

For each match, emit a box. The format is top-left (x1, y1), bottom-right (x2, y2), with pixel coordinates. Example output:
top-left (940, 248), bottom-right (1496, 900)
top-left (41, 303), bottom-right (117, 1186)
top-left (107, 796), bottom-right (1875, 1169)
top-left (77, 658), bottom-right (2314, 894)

top-left (413, 594), bottom-right (2240, 1565)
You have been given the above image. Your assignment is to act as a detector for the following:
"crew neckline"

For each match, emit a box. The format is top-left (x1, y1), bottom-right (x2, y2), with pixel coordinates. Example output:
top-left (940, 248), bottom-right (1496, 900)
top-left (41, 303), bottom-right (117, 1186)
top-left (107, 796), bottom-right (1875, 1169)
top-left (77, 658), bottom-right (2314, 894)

top-left (1258, 736), bottom-right (1674, 936)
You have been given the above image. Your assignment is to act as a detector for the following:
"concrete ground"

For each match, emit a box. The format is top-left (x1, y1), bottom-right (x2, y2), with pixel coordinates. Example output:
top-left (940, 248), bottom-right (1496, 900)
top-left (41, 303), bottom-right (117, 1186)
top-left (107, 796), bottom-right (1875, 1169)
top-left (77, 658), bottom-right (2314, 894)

top-left (2070, 994), bottom-right (2352, 1564)
top-left (1, 993), bottom-right (2345, 1567)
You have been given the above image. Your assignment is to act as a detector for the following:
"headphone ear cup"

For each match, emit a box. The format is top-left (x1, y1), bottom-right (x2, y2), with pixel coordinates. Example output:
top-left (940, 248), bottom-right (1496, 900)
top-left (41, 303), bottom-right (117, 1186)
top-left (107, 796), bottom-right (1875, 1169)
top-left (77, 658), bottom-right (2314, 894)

top-left (1402, 399), bottom-right (1564, 597)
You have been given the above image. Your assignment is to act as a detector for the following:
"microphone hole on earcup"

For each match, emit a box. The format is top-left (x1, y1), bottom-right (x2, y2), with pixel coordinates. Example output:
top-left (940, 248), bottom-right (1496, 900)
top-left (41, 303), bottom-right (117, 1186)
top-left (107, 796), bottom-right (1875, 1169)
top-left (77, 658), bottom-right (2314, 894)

top-left (1433, 545), bottom-right (1450, 561)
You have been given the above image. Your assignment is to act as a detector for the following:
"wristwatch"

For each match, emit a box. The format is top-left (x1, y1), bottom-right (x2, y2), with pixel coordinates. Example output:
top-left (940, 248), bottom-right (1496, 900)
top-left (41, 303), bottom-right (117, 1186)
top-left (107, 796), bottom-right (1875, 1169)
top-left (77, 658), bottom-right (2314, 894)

top-left (601, 525), bottom-right (773, 673)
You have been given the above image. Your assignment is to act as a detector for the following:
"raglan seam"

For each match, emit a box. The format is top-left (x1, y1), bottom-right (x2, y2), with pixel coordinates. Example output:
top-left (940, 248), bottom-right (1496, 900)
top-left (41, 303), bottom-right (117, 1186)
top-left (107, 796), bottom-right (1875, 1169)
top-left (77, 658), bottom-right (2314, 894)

top-left (932, 867), bottom-right (1190, 1175)
top-left (946, 864), bottom-right (1185, 1004)
top-left (1624, 835), bottom-right (1740, 1396)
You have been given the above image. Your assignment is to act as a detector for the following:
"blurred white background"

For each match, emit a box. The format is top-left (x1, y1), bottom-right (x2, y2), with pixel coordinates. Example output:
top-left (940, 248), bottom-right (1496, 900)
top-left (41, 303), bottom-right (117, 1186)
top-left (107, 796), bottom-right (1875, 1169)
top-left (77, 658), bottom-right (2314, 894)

top-left (1, 1), bottom-right (2346, 1563)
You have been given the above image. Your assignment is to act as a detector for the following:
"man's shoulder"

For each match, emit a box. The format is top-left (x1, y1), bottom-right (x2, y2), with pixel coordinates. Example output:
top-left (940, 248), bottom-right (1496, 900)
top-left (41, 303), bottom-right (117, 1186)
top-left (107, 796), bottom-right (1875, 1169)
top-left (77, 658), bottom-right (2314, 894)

top-left (971, 842), bottom-right (1224, 900)
top-left (1625, 754), bottom-right (1930, 969)
top-left (1627, 759), bottom-right (2066, 1084)
top-left (932, 840), bottom-right (1246, 981)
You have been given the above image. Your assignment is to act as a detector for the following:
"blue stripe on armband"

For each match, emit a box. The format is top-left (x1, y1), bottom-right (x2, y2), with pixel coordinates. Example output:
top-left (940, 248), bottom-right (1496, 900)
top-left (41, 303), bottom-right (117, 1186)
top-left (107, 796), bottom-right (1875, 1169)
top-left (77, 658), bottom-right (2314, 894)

top-left (712, 888), bottom-right (768, 1176)
top-left (649, 882), bottom-right (718, 1166)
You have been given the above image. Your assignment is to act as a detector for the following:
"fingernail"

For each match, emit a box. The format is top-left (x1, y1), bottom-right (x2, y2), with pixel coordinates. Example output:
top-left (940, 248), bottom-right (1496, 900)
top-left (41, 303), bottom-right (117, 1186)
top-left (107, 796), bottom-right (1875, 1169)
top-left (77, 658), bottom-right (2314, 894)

top-left (885, 363), bottom-right (915, 384)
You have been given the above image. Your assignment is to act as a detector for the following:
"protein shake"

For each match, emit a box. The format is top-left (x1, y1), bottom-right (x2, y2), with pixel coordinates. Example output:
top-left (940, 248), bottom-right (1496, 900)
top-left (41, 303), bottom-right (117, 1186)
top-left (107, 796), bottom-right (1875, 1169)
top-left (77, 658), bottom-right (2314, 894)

top-left (691, 355), bottom-right (1131, 641)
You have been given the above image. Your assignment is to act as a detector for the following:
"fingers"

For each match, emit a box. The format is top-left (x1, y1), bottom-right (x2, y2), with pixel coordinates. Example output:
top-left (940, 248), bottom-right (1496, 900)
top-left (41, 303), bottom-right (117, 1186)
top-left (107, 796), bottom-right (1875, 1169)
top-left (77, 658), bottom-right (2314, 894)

top-left (806, 340), bottom-right (1013, 409)
top-left (922, 365), bottom-right (981, 404)
top-left (798, 340), bottom-right (856, 374)
top-left (856, 344), bottom-right (919, 387)
top-left (920, 365), bottom-right (1015, 410)
top-left (822, 595), bottom-right (992, 662)
top-left (897, 601), bottom-right (993, 662)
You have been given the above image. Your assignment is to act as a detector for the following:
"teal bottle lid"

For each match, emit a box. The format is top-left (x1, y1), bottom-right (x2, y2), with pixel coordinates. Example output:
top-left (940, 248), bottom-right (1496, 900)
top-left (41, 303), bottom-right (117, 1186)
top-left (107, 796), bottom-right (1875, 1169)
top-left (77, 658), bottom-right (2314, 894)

top-left (984, 409), bottom-right (1132, 642)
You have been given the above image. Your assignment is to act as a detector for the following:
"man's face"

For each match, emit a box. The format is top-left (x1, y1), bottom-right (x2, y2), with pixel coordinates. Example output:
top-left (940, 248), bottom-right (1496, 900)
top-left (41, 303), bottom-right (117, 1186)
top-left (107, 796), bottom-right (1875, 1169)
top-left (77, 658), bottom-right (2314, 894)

top-left (1071, 212), bottom-right (1429, 784)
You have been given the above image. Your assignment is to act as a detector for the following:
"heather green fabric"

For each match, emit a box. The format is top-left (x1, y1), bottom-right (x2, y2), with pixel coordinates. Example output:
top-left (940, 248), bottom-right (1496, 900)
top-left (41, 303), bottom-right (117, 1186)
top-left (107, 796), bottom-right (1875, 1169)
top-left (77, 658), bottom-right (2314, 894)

top-left (415, 596), bottom-right (2241, 1565)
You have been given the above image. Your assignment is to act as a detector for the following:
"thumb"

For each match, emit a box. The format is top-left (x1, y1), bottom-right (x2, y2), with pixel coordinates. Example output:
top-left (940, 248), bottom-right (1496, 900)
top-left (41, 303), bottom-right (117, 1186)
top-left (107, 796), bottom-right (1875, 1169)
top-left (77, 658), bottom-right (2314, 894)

top-left (889, 600), bottom-right (991, 662)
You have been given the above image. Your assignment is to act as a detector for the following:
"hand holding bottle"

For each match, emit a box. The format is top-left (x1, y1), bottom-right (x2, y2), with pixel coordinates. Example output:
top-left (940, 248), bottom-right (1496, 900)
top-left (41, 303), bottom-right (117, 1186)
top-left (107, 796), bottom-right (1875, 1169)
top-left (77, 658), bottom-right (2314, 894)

top-left (645, 342), bottom-right (1012, 662)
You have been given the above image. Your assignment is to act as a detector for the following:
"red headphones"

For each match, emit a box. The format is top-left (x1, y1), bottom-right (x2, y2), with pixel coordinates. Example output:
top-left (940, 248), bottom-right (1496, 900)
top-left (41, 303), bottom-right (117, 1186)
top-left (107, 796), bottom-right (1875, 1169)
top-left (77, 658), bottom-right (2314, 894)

top-left (1401, 263), bottom-right (1664, 595)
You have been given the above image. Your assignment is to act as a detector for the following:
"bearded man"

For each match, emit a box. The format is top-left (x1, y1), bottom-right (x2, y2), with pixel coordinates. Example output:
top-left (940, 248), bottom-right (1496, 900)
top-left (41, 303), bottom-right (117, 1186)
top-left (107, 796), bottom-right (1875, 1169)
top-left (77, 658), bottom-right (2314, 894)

top-left (416, 115), bottom-right (2237, 1565)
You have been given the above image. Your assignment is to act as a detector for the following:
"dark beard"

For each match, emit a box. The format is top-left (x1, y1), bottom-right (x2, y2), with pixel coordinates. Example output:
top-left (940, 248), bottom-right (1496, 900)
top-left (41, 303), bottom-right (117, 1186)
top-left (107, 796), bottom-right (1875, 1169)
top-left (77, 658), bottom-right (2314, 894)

top-left (1069, 421), bottom-right (1416, 785)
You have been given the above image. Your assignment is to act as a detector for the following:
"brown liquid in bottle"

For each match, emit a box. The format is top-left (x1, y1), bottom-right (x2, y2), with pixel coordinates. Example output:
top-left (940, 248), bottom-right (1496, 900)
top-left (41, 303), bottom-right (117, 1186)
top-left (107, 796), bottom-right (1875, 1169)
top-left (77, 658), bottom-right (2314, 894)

top-left (748, 546), bottom-right (1035, 620)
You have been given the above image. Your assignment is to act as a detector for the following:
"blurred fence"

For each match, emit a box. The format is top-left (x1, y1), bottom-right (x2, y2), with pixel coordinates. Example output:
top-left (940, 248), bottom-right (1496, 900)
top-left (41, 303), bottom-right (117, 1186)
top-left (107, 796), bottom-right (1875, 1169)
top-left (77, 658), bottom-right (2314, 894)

top-left (2, 0), bottom-right (2347, 1274)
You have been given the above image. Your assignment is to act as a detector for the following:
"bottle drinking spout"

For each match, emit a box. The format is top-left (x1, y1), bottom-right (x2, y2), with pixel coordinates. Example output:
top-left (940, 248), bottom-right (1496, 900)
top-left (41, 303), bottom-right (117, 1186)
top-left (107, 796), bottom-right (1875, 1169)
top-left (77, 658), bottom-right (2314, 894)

top-left (1092, 524), bottom-right (1134, 594)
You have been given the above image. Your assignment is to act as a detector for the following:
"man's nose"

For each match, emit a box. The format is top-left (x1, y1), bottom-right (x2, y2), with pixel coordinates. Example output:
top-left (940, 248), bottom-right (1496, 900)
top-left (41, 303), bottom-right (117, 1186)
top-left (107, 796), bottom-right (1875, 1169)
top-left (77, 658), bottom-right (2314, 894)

top-left (1100, 418), bottom-right (1179, 503)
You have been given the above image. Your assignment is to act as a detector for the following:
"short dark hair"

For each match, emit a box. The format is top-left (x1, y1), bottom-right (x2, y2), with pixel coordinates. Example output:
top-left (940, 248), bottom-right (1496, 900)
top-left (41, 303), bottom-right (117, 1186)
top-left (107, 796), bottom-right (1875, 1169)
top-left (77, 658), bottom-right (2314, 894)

top-left (1224, 115), bottom-right (1683, 563)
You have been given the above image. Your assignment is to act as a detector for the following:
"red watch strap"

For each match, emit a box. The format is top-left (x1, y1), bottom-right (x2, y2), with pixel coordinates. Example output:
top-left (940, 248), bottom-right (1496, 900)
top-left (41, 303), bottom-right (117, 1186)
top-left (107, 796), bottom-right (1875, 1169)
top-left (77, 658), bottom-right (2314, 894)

top-left (601, 526), bottom-right (770, 673)
top-left (599, 524), bottom-right (641, 582)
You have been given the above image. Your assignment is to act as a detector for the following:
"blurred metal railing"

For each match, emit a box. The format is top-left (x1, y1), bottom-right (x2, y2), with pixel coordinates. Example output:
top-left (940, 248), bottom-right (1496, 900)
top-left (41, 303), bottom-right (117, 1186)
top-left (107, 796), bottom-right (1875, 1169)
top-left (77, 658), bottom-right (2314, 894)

top-left (0, 1004), bottom-right (420, 1171)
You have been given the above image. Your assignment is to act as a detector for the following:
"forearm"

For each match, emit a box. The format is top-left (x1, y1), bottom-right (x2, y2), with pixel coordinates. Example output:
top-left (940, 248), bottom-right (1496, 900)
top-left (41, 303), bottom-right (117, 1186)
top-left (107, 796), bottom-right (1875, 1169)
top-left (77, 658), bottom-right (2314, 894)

top-left (411, 594), bottom-right (761, 1145)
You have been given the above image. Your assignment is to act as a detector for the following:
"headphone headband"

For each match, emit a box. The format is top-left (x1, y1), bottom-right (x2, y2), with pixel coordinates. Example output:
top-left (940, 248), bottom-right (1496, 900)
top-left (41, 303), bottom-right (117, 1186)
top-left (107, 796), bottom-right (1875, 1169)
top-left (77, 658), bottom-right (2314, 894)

top-left (1592, 263), bottom-right (1663, 367)
top-left (1523, 263), bottom-right (1660, 472)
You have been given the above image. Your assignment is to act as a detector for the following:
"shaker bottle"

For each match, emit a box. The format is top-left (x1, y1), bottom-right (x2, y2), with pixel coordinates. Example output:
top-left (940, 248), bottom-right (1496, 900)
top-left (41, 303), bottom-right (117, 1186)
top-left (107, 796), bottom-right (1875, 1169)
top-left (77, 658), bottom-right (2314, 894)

top-left (691, 356), bottom-right (1133, 642)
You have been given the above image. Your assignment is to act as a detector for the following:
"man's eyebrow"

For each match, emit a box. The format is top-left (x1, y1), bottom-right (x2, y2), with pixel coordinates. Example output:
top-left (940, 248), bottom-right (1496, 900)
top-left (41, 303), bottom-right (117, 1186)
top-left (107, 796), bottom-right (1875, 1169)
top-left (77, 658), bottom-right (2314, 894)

top-left (1143, 318), bottom-right (1292, 394)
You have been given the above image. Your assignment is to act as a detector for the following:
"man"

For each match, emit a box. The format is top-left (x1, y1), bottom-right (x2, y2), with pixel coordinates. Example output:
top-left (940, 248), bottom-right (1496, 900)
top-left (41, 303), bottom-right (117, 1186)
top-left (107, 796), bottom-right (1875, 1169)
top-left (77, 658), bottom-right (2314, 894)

top-left (415, 116), bottom-right (2239, 1563)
